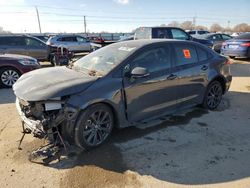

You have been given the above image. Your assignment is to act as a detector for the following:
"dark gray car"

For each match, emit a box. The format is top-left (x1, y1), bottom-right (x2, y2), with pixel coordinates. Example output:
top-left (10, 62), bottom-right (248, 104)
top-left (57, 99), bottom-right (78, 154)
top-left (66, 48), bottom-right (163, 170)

top-left (196, 33), bottom-right (233, 53)
top-left (0, 35), bottom-right (51, 61)
top-left (13, 39), bottom-right (232, 150)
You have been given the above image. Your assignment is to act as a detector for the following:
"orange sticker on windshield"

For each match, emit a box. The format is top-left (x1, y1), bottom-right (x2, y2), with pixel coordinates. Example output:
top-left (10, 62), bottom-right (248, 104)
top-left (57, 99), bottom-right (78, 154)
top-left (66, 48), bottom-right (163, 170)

top-left (183, 49), bottom-right (191, 58)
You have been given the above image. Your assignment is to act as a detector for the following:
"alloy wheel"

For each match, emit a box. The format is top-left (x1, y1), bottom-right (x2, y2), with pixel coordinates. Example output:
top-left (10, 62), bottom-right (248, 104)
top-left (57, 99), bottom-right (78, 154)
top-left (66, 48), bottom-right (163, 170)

top-left (82, 110), bottom-right (112, 146)
top-left (206, 82), bottom-right (223, 109)
top-left (1, 69), bottom-right (20, 87)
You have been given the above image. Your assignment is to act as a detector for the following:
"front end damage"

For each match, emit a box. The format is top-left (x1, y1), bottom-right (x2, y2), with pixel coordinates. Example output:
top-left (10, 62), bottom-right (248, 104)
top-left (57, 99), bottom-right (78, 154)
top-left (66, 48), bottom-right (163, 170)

top-left (16, 97), bottom-right (78, 163)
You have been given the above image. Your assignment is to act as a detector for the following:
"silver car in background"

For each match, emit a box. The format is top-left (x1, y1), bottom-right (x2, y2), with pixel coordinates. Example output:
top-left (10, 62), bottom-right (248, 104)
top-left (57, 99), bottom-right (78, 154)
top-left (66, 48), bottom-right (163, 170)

top-left (47, 34), bottom-right (92, 52)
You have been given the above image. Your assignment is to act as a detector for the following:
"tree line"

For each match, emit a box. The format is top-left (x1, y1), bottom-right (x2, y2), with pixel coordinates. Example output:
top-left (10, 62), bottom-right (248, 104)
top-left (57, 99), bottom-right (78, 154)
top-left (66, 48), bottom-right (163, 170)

top-left (162, 21), bottom-right (250, 33)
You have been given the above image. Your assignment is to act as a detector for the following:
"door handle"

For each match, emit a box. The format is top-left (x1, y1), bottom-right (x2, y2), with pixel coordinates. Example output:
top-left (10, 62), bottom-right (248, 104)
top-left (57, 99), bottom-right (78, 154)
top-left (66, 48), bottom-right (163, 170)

top-left (167, 74), bottom-right (177, 80)
top-left (201, 65), bottom-right (208, 71)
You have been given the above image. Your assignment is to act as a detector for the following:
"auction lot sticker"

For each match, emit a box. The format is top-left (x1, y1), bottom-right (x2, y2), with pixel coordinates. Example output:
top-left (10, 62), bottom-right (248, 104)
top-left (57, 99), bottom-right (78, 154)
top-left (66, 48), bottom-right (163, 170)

top-left (183, 49), bottom-right (191, 58)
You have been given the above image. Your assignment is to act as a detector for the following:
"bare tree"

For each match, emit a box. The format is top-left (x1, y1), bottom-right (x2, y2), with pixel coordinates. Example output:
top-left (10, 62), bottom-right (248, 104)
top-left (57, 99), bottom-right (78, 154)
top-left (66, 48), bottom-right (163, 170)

top-left (195, 25), bottom-right (208, 31)
top-left (167, 21), bottom-right (180, 27)
top-left (233, 23), bottom-right (250, 32)
top-left (180, 21), bottom-right (194, 30)
top-left (210, 23), bottom-right (224, 32)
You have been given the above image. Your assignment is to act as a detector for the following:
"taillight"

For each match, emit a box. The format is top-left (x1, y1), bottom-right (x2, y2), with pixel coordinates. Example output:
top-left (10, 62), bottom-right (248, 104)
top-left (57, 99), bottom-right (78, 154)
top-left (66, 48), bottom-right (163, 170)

top-left (240, 42), bottom-right (250, 47)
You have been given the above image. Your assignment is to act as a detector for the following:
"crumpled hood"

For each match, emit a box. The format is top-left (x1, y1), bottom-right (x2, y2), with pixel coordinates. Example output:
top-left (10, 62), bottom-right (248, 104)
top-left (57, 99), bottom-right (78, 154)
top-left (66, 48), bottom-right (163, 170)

top-left (13, 66), bottom-right (97, 101)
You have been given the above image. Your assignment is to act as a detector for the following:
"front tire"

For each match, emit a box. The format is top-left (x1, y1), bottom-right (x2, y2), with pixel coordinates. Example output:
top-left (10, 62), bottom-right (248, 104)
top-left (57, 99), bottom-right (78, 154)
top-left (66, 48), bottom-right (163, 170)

top-left (0, 67), bottom-right (21, 88)
top-left (203, 81), bottom-right (223, 110)
top-left (74, 104), bottom-right (114, 150)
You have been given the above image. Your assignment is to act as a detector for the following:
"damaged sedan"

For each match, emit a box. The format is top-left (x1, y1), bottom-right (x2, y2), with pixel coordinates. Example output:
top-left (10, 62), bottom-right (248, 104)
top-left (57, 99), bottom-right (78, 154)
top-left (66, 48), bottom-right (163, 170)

top-left (13, 39), bottom-right (232, 150)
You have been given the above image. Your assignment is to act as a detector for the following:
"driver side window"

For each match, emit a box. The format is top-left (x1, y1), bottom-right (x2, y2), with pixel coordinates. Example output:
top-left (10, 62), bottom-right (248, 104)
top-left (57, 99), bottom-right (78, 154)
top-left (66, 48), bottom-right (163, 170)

top-left (130, 46), bottom-right (171, 73)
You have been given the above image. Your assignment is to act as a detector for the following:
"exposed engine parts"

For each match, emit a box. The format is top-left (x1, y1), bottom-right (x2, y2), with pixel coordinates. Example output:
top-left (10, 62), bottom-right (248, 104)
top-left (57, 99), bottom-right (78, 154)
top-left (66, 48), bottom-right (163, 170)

top-left (16, 98), bottom-right (79, 164)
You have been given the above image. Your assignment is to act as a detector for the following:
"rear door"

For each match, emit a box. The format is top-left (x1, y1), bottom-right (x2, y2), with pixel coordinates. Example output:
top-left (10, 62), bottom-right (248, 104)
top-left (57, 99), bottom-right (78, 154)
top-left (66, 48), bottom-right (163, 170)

top-left (171, 43), bottom-right (208, 108)
top-left (123, 44), bottom-right (178, 122)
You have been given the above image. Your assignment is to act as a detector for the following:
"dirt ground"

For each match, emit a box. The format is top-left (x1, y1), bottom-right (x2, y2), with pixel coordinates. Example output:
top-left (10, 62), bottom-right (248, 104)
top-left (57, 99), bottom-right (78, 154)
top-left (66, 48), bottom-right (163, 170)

top-left (0, 58), bottom-right (250, 188)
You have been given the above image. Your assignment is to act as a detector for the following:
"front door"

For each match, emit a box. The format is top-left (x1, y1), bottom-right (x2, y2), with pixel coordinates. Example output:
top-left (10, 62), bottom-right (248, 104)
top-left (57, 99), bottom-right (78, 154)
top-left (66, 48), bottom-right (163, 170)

top-left (25, 37), bottom-right (48, 60)
top-left (123, 44), bottom-right (178, 122)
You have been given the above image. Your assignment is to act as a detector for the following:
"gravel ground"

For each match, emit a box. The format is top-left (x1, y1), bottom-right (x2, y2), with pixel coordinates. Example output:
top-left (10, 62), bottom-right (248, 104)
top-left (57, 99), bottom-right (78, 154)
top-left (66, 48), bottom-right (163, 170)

top-left (0, 58), bottom-right (250, 188)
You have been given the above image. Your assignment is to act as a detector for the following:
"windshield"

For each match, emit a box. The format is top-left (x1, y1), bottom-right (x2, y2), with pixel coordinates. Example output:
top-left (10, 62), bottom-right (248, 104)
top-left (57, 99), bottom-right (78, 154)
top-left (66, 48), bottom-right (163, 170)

top-left (72, 43), bottom-right (137, 76)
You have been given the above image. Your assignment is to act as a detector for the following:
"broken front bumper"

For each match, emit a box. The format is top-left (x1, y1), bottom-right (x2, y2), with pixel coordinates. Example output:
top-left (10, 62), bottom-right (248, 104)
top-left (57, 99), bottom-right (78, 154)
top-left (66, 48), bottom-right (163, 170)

top-left (16, 98), bottom-right (45, 136)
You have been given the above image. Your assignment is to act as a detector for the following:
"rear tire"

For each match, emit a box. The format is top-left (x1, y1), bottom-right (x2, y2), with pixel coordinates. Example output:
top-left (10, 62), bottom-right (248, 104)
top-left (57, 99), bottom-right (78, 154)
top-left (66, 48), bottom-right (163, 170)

top-left (74, 104), bottom-right (114, 150)
top-left (203, 81), bottom-right (223, 110)
top-left (0, 67), bottom-right (21, 88)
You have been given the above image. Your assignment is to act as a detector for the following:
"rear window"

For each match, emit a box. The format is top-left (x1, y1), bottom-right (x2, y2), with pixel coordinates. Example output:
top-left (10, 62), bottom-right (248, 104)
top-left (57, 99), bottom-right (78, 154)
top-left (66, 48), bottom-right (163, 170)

top-left (57, 36), bottom-right (77, 42)
top-left (188, 31), bottom-right (196, 35)
top-left (198, 31), bottom-right (208, 35)
top-left (235, 33), bottom-right (250, 39)
top-left (173, 44), bottom-right (198, 66)
top-left (0, 36), bottom-right (25, 46)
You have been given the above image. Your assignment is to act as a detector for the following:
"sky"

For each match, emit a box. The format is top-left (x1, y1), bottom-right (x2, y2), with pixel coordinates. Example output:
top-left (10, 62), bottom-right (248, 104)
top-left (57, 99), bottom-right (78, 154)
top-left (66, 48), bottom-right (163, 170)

top-left (0, 0), bottom-right (249, 33)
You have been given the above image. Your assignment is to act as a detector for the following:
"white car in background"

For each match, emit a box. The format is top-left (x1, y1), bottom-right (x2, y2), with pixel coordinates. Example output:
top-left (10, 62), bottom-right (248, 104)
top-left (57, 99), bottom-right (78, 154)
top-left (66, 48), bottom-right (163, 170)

top-left (186, 30), bottom-right (210, 35)
top-left (47, 34), bottom-right (94, 52)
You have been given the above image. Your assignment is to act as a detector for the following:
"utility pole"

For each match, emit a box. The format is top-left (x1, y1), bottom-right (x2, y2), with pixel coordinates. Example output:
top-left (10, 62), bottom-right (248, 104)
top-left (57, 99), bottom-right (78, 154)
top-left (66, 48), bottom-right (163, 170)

top-left (192, 16), bottom-right (196, 29)
top-left (84, 16), bottom-right (87, 34)
top-left (35, 6), bottom-right (42, 33)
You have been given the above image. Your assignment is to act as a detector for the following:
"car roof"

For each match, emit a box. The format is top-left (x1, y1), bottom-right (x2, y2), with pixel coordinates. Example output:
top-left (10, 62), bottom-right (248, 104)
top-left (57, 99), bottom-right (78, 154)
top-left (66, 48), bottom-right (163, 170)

top-left (52, 34), bottom-right (82, 37)
top-left (114, 39), bottom-right (199, 48)
top-left (137, 26), bottom-right (183, 29)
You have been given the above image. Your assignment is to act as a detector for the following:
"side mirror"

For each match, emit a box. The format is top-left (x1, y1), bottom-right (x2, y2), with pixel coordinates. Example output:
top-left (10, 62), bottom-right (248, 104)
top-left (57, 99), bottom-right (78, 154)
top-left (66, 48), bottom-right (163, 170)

top-left (131, 67), bottom-right (149, 78)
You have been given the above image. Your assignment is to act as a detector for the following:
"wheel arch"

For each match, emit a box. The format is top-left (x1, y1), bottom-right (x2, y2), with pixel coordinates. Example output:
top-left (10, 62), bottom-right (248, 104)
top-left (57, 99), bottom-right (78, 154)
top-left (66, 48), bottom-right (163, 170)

top-left (0, 65), bottom-right (22, 75)
top-left (80, 100), bottom-right (120, 129)
top-left (209, 75), bottom-right (226, 94)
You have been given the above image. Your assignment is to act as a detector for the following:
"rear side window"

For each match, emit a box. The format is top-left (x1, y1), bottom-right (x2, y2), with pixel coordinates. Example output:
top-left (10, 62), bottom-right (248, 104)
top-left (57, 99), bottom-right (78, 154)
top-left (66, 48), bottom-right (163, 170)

top-left (152, 28), bottom-right (170, 39)
top-left (59, 36), bottom-right (77, 42)
top-left (221, 34), bottom-right (232, 40)
top-left (196, 47), bottom-right (210, 61)
top-left (198, 31), bottom-right (207, 34)
top-left (76, 36), bottom-right (87, 42)
top-left (210, 34), bottom-right (222, 40)
top-left (0, 37), bottom-right (25, 46)
top-left (173, 44), bottom-right (198, 66)
top-left (25, 38), bottom-right (44, 47)
top-left (188, 31), bottom-right (196, 35)
top-left (171, 29), bottom-right (189, 40)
